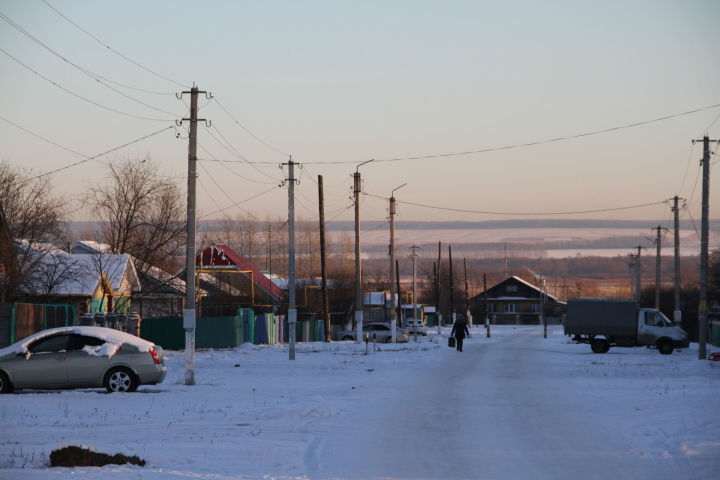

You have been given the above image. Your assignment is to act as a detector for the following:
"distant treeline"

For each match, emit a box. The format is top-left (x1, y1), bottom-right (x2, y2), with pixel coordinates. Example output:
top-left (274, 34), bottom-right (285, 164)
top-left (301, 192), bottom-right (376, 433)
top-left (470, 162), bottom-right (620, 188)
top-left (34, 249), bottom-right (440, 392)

top-left (67, 218), bottom-right (720, 234)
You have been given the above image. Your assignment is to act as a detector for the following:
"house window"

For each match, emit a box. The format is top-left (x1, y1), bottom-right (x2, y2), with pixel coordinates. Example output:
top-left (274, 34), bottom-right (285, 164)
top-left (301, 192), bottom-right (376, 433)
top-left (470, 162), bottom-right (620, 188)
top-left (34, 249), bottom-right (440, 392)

top-left (506, 303), bottom-right (516, 313)
top-left (487, 303), bottom-right (495, 313)
top-left (532, 303), bottom-right (540, 313)
top-left (506, 285), bottom-right (518, 293)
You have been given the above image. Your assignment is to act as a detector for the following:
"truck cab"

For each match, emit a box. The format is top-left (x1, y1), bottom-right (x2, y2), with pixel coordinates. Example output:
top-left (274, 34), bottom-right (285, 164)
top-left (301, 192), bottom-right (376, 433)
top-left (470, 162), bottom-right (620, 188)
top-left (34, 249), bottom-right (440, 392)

top-left (638, 309), bottom-right (689, 353)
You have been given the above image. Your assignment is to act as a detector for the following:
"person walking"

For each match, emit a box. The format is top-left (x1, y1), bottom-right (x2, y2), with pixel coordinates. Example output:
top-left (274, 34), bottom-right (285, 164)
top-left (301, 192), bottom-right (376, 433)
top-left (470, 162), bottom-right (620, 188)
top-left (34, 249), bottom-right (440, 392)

top-left (450, 315), bottom-right (470, 352)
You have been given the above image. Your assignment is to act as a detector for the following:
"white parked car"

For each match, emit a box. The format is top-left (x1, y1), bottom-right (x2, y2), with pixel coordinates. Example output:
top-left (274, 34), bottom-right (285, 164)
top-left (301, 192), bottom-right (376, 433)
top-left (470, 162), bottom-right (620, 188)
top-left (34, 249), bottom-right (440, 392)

top-left (405, 319), bottom-right (428, 336)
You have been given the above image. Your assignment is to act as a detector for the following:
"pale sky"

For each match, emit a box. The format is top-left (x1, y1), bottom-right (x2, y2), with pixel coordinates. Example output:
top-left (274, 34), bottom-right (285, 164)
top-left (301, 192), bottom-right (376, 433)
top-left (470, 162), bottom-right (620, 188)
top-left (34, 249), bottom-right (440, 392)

top-left (1, 0), bottom-right (719, 224)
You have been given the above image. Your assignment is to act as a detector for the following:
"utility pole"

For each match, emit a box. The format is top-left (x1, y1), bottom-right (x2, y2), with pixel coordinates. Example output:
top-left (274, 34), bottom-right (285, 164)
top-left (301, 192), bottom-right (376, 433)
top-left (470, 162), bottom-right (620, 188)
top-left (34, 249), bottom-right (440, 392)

top-left (504, 243), bottom-right (508, 277)
top-left (652, 226), bottom-right (666, 311)
top-left (266, 224), bottom-right (272, 273)
top-left (483, 273), bottom-right (490, 338)
top-left (630, 245), bottom-right (643, 303)
top-left (177, 85), bottom-right (210, 386)
top-left (463, 258), bottom-right (471, 327)
top-left (395, 259), bottom-right (401, 330)
top-left (449, 245), bottom-right (456, 325)
top-left (318, 175), bottom-right (331, 342)
top-left (283, 157), bottom-right (298, 360)
top-left (354, 160), bottom-right (373, 343)
top-left (410, 244), bottom-right (420, 342)
top-left (694, 135), bottom-right (719, 359)
top-left (389, 183), bottom-right (406, 343)
top-left (542, 278), bottom-right (547, 339)
top-left (671, 196), bottom-right (684, 324)
top-left (436, 241), bottom-right (442, 333)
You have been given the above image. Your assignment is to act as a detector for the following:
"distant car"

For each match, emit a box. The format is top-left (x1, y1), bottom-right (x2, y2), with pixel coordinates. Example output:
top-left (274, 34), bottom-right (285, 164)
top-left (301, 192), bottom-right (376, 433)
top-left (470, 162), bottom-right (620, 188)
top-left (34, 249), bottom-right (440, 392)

top-left (335, 323), bottom-right (410, 343)
top-left (404, 319), bottom-right (428, 336)
top-left (0, 326), bottom-right (167, 394)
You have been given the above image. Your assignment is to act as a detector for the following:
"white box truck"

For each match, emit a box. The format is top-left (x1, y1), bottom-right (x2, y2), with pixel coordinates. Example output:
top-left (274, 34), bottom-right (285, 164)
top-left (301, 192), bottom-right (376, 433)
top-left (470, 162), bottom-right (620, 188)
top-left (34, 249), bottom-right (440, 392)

top-left (565, 298), bottom-right (689, 354)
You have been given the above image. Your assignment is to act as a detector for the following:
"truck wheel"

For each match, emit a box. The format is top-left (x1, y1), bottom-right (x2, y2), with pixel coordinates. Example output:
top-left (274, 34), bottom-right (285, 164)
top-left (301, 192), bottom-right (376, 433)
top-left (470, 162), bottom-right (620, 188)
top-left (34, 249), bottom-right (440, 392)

top-left (591, 339), bottom-right (609, 354)
top-left (657, 340), bottom-right (674, 355)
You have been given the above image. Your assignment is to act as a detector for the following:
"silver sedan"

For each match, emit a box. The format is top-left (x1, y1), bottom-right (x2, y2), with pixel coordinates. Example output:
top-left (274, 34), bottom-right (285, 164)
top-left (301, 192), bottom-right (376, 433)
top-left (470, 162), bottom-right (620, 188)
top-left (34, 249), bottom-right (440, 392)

top-left (0, 326), bottom-right (167, 393)
top-left (335, 323), bottom-right (410, 343)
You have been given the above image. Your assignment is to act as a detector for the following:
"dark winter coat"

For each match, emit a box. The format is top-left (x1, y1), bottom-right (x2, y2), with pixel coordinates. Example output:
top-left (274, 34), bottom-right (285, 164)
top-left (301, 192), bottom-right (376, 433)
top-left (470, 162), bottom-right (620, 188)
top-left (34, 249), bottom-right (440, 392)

top-left (451, 320), bottom-right (469, 339)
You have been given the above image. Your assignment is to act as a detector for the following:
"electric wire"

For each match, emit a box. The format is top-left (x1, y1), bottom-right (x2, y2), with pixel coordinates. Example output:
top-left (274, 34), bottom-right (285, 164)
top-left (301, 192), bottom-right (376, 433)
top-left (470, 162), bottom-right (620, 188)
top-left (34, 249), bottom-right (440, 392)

top-left (203, 123), bottom-right (282, 182)
top-left (198, 160), bottom-right (252, 217)
top-left (212, 96), bottom-right (290, 156)
top-left (369, 102), bottom-right (720, 163)
top-left (10, 126), bottom-right (175, 186)
top-left (199, 184), bottom-right (279, 220)
top-left (0, 47), bottom-right (171, 122)
top-left (0, 114), bottom-right (106, 165)
top-left (0, 11), bottom-right (181, 113)
top-left (197, 144), bottom-right (277, 185)
top-left (41, 0), bottom-right (187, 90)
top-left (363, 192), bottom-right (666, 216)
top-left (197, 175), bottom-right (225, 213)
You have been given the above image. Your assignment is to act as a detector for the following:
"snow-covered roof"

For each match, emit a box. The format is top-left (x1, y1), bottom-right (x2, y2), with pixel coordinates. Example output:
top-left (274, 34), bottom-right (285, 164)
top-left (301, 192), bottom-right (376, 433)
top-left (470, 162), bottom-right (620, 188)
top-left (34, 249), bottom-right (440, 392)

top-left (16, 239), bottom-right (68, 254)
top-left (485, 275), bottom-right (561, 303)
top-left (0, 326), bottom-right (154, 356)
top-left (72, 240), bottom-right (111, 254)
top-left (22, 253), bottom-right (137, 296)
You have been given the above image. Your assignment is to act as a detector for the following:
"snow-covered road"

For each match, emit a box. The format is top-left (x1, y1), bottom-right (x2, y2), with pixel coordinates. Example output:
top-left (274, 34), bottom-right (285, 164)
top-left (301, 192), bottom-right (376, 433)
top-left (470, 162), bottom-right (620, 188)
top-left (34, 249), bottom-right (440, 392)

top-left (309, 328), bottom-right (703, 479)
top-left (2, 326), bottom-right (718, 479)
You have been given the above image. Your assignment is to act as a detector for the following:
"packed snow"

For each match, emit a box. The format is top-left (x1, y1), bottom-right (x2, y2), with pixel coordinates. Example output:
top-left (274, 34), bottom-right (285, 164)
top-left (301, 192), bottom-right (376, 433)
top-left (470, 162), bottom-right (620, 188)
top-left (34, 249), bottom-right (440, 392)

top-left (1, 326), bottom-right (718, 479)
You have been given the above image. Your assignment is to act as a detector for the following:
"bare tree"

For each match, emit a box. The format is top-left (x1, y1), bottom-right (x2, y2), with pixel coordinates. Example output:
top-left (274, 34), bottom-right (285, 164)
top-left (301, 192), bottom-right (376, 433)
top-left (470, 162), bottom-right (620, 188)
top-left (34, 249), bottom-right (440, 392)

top-left (0, 161), bottom-right (67, 301)
top-left (90, 157), bottom-right (184, 275)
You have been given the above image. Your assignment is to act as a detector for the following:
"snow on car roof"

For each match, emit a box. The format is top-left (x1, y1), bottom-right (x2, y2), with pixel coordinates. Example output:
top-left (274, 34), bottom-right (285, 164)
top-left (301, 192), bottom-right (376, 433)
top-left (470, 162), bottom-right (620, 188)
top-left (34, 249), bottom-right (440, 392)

top-left (0, 326), bottom-right (154, 356)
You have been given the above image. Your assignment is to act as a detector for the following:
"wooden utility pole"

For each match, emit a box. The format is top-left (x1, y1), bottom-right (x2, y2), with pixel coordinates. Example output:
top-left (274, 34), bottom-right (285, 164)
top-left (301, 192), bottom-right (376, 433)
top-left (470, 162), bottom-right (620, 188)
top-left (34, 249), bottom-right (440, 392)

top-left (436, 242), bottom-right (442, 332)
top-left (484, 273), bottom-right (490, 338)
top-left (178, 85), bottom-right (209, 386)
top-left (266, 225), bottom-right (272, 273)
top-left (410, 244), bottom-right (420, 342)
top-left (395, 259), bottom-right (401, 328)
top-left (632, 245), bottom-right (643, 303)
top-left (652, 226), bottom-right (666, 310)
top-left (463, 258), bottom-right (471, 327)
top-left (449, 245), bottom-right (455, 325)
top-left (318, 175), bottom-right (331, 342)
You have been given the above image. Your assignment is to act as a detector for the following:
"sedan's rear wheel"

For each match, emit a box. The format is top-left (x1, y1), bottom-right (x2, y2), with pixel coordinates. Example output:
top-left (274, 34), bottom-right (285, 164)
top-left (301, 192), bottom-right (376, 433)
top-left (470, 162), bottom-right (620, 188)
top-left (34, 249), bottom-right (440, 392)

top-left (104, 367), bottom-right (138, 393)
top-left (0, 371), bottom-right (12, 394)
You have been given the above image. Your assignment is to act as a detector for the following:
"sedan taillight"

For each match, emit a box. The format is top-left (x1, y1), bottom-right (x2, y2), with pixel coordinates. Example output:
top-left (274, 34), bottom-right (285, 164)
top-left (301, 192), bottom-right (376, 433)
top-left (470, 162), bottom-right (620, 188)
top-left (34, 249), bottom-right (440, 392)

top-left (150, 347), bottom-right (161, 364)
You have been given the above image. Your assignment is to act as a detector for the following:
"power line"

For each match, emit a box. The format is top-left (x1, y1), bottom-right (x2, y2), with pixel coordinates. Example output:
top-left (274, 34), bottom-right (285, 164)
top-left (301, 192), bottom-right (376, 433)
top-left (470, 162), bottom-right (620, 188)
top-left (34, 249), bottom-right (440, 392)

top-left (0, 47), bottom-right (170, 122)
top-left (370, 102), bottom-right (720, 163)
top-left (10, 126), bottom-right (175, 186)
top-left (0, 114), bottom-right (105, 164)
top-left (199, 185), bottom-right (280, 219)
top-left (197, 147), bottom-right (277, 185)
top-left (0, 10), bottom-right (180, 109)
top-left (198, 160), bottom-right (252, 217)
top-left (41, 0), bottom-right (187, 90)
top-left (202, 123), bottom-right (283, 182)
top-left (363, 192), bottom-right (667, 216)
top-left (212, 96), bottom-right (290, 156)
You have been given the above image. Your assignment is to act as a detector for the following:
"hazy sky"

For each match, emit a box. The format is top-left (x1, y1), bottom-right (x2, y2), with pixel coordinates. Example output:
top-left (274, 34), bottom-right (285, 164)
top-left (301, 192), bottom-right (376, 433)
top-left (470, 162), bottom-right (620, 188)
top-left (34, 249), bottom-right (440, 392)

top-left (1, 0), bottom-right (719, 225)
